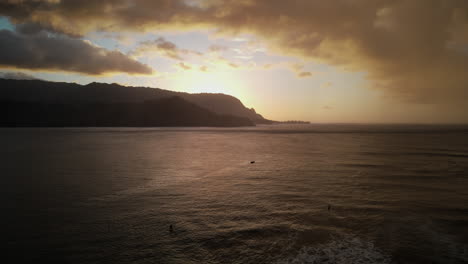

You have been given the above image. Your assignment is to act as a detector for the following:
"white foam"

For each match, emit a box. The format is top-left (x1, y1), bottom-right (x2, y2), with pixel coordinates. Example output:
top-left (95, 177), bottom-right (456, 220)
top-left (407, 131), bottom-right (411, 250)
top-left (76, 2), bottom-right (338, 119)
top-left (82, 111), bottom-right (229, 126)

top-left (277, 235), bottom-right (391, 264)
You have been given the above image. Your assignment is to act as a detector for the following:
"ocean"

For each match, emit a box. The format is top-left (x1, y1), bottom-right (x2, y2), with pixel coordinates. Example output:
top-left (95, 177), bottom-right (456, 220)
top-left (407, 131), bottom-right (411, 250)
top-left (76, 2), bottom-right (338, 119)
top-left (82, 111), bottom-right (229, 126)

top-left (2, 125), bottom-right (468, 263)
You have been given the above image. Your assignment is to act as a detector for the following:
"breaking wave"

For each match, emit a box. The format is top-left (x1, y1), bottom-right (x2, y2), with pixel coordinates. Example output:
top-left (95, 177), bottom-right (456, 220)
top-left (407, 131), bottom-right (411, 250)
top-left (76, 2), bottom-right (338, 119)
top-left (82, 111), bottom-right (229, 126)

top-left (278, 235), bottom-right (392, 264)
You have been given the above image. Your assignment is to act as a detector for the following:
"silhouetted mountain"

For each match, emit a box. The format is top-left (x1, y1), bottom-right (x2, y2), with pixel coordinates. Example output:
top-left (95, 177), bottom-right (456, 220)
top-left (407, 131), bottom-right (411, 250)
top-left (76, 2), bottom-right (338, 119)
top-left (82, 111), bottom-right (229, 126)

top-left (0, 96), bottom-right (254, 127)
top-left (0, 79), bottom-right (272, 124)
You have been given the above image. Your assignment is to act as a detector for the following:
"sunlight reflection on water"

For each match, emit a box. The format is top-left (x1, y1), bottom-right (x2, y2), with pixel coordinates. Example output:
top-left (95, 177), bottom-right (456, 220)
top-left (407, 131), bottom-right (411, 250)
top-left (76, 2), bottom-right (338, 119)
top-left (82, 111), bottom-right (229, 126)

top-left (2, 126), bottom-right (468, 263)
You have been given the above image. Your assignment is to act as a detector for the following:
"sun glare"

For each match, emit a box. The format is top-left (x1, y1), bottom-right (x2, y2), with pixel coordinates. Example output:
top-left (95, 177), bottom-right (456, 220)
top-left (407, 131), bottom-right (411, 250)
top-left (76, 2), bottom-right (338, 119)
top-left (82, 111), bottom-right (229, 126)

top-left (180, 70), bottom-right (242, 96)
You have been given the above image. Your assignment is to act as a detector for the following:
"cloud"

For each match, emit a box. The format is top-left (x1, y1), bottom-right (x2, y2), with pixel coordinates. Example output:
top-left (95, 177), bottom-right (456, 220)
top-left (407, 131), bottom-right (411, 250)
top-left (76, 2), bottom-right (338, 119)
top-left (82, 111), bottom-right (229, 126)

top-left (234, 55), bottom-right (252, 60)
top-left (208, 56), bottom-right (242, 69)
top-left (0, 0), bottom-right (197, 37)
top-left (0, 71), bottom-right (39, 80)
top-left (200, 0), bottom-right (468, 104)
top-left (231, 41), bottom-right (266, 60)
top-left (2, 0), bottom-right (468, 104)
top-left (0, 30), bottom-right (152, 75)
top-left (208, 44), bottom-right (227, 52)
top-left (288, 62), bottom-right (315, 78)
top-left (321, 82), bottom-right (332, 88)
top-left (199, 65), bottom-right (208, 72)
top-left (132, 37), bottom-right (201, 60)
top-left (298, 72), bottom-right (312, 78)
top-left (177, 62), bottom-right (191, 70)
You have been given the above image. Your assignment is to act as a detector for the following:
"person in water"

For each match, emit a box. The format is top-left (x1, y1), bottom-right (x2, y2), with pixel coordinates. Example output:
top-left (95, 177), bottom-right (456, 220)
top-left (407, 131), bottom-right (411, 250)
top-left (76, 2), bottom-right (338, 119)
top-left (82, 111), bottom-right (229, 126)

top-left (169, 224), bottom-right (174, 233)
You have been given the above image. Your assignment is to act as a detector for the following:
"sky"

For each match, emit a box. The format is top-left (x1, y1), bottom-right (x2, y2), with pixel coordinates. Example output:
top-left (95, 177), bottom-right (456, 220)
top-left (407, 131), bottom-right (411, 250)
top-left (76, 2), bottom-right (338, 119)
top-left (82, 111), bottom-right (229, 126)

top-left (0, 0), bottom-right (468, 123)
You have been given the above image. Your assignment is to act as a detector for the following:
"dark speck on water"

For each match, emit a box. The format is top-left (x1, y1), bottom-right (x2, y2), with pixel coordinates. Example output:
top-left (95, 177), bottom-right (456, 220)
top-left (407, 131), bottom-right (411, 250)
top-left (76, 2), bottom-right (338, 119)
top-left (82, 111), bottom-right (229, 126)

top-left (2, 124), bottom-right (468, 264)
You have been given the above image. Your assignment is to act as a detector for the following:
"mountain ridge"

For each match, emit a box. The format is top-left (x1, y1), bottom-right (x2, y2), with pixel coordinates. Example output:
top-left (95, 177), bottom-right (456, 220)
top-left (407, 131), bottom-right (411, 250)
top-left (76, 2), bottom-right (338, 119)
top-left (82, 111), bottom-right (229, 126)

top-left (0, 79), bottom-right (272, 124)
top-left (0, 96), bottom-right (255, 127)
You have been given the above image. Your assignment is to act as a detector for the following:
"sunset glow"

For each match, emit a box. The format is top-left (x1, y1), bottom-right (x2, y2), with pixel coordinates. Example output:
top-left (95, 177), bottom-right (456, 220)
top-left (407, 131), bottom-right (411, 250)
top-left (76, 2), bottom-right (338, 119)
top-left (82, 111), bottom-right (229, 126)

top-left (1, 1), bottom-right (468, 123)
top-left (176, 69), bottom-right (243, 96)
top-left (2, 2), bottom-right (468, 263)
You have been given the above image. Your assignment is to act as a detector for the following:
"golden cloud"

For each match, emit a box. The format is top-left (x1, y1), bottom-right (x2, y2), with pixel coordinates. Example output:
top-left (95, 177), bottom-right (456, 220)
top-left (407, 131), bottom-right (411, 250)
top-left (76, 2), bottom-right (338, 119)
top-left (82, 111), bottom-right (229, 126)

top-left (177, 62), bottom-right (191, 70)
top-left (298, 72), bottom-right (312, 78)
top-left (1, 0), bottom-right (468, 104)
top-left (132, 37), bottom-right (202, 60)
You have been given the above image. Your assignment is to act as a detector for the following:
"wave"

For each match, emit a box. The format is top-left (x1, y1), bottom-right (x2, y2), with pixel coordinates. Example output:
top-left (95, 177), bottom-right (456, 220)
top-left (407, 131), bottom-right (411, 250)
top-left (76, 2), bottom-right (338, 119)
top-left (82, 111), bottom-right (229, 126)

top-left (277, 235), bottom-right (391, 264)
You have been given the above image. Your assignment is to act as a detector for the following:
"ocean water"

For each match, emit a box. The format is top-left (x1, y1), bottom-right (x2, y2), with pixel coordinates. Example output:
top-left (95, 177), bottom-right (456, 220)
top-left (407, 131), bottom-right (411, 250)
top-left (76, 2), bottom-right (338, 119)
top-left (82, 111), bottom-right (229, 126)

top-left (2, 125), bottom-right (468, 264)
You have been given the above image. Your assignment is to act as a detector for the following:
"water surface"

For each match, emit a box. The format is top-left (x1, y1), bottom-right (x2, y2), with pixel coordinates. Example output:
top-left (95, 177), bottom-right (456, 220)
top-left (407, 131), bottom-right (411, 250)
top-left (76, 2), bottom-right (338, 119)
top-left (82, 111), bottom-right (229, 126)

top-left (2, 125), bottom-right (468, 263)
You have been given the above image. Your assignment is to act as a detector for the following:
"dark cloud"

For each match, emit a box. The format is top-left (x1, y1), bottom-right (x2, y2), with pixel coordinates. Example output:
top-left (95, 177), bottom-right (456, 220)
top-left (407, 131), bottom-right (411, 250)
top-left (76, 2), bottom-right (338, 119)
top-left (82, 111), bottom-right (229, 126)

top-left (0, 30), bottom-right (152, 75)
top-left (202, 0), bottom-right (468, 104)
top-left (1, 0), bottom-right (468, 104)
top-left (0, 71), bottom-right (39, 80)
top-left (132, 37), bottom-right (201, 60)
top-left (0, 0), bottom-right (200, 37)
top-left (15, 22), bottom-right (48, 35)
